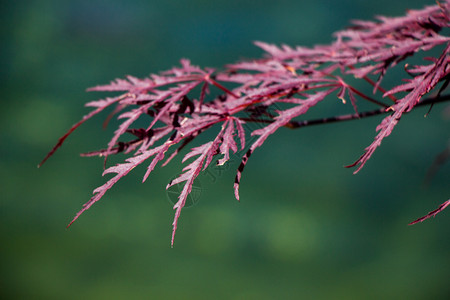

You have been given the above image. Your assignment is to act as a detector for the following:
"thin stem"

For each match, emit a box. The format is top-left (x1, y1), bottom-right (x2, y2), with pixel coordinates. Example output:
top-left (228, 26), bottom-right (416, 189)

top-left (348, 86), bottom-right (390, 108)
top-left (236, 94), bottom-right (450, 128)
top-left (285, 94), bottom-right (450, 129)
top-left (207, 77), bottom-right (240, 99)
top-left (239, 117), bottom-right (273, 124)
top-left (347, 65), bottom-right (398, 103)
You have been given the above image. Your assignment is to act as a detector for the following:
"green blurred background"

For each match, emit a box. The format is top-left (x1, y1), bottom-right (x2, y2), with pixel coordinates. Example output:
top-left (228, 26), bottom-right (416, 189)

top-left (1, 0), bottom-right (449, 299)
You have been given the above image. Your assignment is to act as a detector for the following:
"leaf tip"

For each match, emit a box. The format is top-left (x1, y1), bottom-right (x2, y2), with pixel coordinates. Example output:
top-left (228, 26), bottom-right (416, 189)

top-left (344, 161), bottom-right (358, 169)
top-left (233, 183), bottom-right (240, 202)
top-left (66, 218), bottom-right (76, 229)
top-left (408, 199), bottom-right (450, 225)
top-left (37, 154), bottom-right (52, 168)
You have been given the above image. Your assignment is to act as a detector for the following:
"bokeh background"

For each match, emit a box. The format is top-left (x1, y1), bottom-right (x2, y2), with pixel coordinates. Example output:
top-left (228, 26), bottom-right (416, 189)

top-left (1, 0), bottom-right (449, 299)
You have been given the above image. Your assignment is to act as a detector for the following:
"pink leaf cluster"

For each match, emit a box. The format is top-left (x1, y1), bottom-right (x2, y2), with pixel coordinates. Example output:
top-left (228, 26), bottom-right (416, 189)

top-left (41, 2), bottom-right (450, 245)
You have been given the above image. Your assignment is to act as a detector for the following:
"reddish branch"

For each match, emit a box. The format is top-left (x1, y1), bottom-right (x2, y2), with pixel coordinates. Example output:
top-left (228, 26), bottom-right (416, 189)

top-left (40, 2), bottom-right (450, 245)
